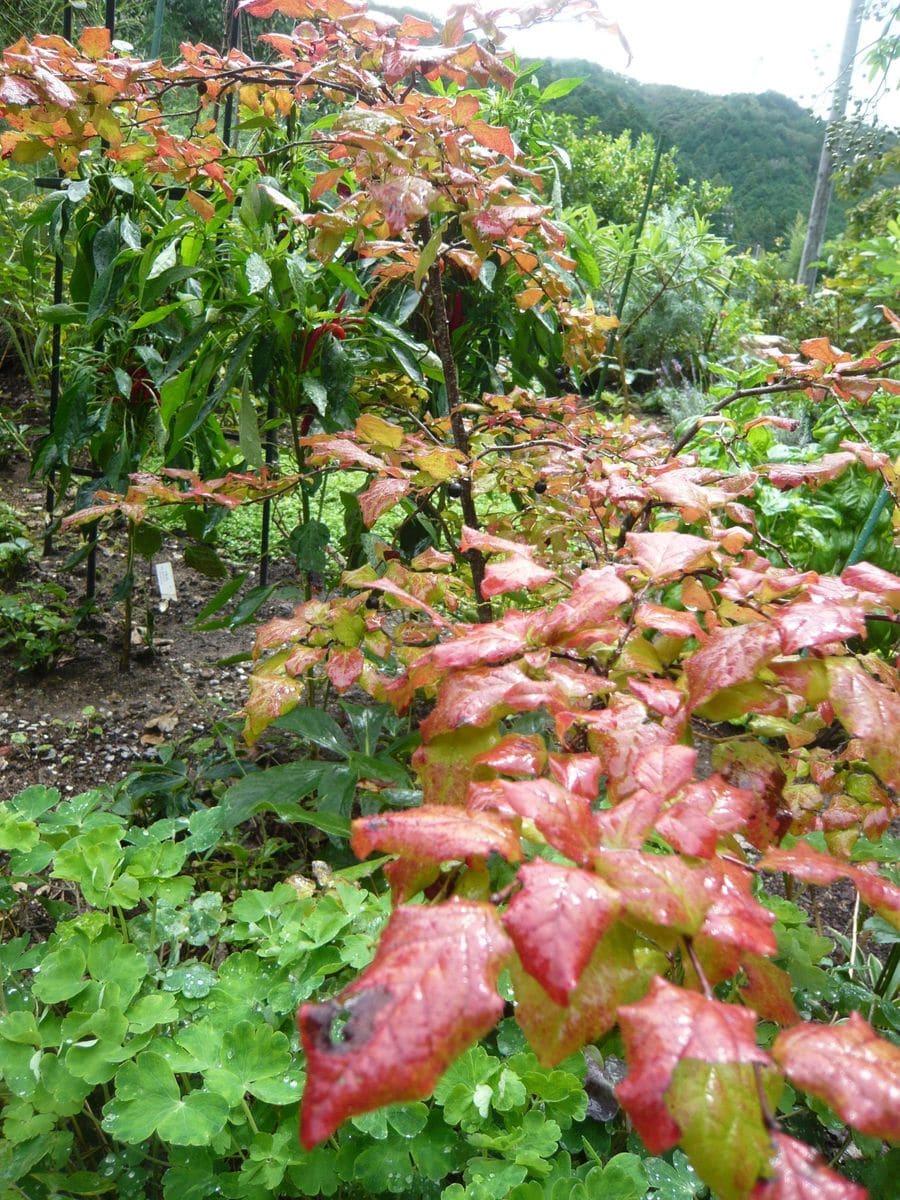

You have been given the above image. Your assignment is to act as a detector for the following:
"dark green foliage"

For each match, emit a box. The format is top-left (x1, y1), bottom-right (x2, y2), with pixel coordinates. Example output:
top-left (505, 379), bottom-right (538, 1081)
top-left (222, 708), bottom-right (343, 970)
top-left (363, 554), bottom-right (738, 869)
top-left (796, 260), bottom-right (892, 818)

top-left (538, 60), bottom-right (843, 248)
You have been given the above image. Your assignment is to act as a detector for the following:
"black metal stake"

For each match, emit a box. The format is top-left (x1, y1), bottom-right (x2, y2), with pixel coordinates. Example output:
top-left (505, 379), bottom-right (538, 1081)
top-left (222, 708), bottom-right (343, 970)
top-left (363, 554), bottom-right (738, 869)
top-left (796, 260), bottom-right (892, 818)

top-left (259, 394), bottom-right (278, 586)
top-left (43, 253), bottom-right (64, 555)
top-left (221, 0), bottom-right (241, 149)
top-left (42, 3), bottom-right (73, 553)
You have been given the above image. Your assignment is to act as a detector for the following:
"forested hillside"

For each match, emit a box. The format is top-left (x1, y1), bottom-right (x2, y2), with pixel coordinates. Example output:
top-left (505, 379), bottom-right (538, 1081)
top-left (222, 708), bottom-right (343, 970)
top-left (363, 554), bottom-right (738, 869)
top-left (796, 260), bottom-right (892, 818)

top-left (536, 59), bottom-right (838, 248)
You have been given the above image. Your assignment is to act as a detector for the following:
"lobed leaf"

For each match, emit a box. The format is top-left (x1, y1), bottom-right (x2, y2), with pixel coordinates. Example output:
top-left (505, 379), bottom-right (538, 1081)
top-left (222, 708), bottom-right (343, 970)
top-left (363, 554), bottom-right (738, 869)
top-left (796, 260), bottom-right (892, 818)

top-left (616, 977), bottom-right (771, 1154)
top-left (502, 859), bottom-right (620, 1005)
top-left (773, 1014), bottom-right (900, 1143)
top-left (351, 806), bottom-right (521, 865)
top-left (751, 1134), bottom-right (868, 1200)
top-left (299, 900), bottom-right (512, 1147)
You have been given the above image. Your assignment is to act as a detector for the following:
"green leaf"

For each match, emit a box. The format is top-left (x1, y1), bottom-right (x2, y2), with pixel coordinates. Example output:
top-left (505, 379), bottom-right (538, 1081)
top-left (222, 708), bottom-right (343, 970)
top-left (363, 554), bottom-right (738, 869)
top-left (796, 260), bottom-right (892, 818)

top-left (9, 785), bottom-right (60, 818)
top-left (193, 573), bottom-right (250, 625)
top-left (246, 251), bottom-right (272, 294)
top-left (289, 520), bottom-right (330, 574)
top-left (183, 543), bottom-right (229, 579)
top-left (0, 811), bottom-right (39, 853)
top-left (130, 302), bottom-right (183, 331)
top-left (274, 708), bottom-right (351, 756)
top-left (581, 1154), bottom-right (648, 1200)
top-left (31, 943), bottom-right (88, 1003)
top-left (219, 762), bottom-right (332, 829)
top-left (239, 376), bottom-right (264, 468)
top-left (666, 1061), bottom-right (776, 1200)
top-left (540, 76), bottom-right (585, 102)
top-left (38, 303), bottom-right (85, 325)
top-left (147, 239), bottom-right (179, 281)
top-left (203, 1020), bottom-right (292, 1105)
top-left (104, 1052), bottom-right (229, 1146)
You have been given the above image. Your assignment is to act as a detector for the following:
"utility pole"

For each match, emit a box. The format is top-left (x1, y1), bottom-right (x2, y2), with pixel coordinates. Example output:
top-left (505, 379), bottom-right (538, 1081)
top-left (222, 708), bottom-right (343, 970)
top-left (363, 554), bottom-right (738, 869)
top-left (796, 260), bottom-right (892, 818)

top-left (797, 0), bottom-right (865, 291)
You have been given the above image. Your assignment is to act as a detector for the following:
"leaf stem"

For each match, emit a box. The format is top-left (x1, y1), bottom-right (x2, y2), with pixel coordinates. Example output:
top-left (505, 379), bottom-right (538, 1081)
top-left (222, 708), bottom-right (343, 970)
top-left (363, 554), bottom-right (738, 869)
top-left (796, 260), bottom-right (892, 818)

top-left (241, 1096), bottom-right (259, 1134)
top-left (682, 936), bottom-right (714, 1001)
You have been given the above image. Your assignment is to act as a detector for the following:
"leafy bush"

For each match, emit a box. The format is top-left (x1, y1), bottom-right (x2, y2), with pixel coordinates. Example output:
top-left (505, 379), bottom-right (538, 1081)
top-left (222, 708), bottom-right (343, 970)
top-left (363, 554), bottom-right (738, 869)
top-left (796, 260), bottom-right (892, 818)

top-left (0, 500), bottom-right (33, 579)
top-left (0, 580), bottom-right (83, 670)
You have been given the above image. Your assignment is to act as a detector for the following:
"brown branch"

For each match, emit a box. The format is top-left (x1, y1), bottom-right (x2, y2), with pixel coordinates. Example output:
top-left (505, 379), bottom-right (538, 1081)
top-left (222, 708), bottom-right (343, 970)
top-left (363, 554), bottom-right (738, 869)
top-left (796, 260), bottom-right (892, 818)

top-left (418, 217), bottom-right (491, 621)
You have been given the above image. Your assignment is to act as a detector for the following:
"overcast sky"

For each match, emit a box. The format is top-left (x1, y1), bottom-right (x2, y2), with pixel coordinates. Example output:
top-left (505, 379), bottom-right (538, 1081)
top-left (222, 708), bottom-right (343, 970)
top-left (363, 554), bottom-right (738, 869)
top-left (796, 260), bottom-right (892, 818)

top-left (406, 1), bottom-right (899, 125)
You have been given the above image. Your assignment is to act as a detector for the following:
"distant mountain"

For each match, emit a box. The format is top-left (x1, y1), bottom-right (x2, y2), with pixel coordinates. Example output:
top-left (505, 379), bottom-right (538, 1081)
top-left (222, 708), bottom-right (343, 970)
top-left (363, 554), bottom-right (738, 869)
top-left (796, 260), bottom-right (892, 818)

top-left (535, 59), bottom-right (838, 249)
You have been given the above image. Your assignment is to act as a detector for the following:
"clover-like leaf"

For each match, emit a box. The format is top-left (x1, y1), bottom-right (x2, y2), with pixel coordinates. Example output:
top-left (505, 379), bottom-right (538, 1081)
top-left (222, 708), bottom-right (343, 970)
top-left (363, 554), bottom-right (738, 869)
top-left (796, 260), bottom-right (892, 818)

top-left (502, 860), bottom-right (620, 1005)
top-left (616, 977), bottom-right (771, 1153)
top-left (773, 1013), bottom-right (900, 1142)
top-left (203, 1019), bottom-right (292, 1105)
top-left (298, 899), bottom-right (512, 1147)
top-left (103, 1052), bottom-right (229, 1145)
top-left (751, 1134), bottom-right (867, 1200)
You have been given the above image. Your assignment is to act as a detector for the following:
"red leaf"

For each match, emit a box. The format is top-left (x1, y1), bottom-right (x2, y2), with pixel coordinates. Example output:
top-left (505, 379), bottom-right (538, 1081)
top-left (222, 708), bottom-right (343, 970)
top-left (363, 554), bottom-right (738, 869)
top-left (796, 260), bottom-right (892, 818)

top-left (595, 792), bottom-right (661, 850)
top-left (657, 776), bottom-right (754, 858)
top-left (751, 1133), bottom-right (868, 1200)
top-left (79, 25), bottom-right (111, 58)
top-left (473, 734), bottom-right (546, 777)
top-left (546, 752), bottom-right (603, 799)
top-left (469, 777), bottom-right (599, 866)
top-left (776, 602), bottom-right (867, 654)
top-left (468, 119), bottom-right (515, 157)
top-left (616, 977), bottom-right (771, 1153)
top-left (370, 177), bottom-right (437, 235)
top-left (351, 806), bottom-right (521, 865)
top-left (630, 744), bottom-right (697, 803)
top-left (842, 561), bottom-right (900, 608)
top-left (699, 861), bottom-right (777, 960)
top-left (760, 843), bottom-right (900, 930)
top-left (326, 647), bottom-right (364, 691)
top-left (595, 850), bottom-right (712, 934)
top-left (482, 555), bottom-right (555, 597)
top-left (625, 532), bottom-right (716, 581)
top-left (512, 923), bottom-right (650, 1066)
top-left (799, 337), bottom-right (848, 364)
top-left (413, 726), bottom-right (501, 808)
top-left (740, 955), bottom-right (800, 1027)
top-left (358, 477), bottom-right (410, 526)
top-left (299, 900), bottom-right (511, 1147)
top-left (460, 525), bottom-right (533, 556)
top-left (827, 658), bottom-right (900, 790)
top-left (712, 742), bottom-right (791, 850)
top-left (766, 453), bottom-right (856, 491)
top-left (429, 612), bottom-right (532, 671)
top-left (635, 602), bottom-right (703, 640)
top-left (773, 1013), bottom-right (900, 1142)
top-left (687, 621), bottom-right (783, 711)
top-left (502, 860), bottom-right (620, 1005)
top-left (542, 567), bottom-right (631, 642)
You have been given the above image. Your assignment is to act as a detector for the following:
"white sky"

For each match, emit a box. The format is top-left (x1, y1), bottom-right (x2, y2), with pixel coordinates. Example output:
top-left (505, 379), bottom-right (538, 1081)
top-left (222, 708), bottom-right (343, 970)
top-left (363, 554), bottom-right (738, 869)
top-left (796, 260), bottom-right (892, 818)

top-left (407, 1), bottom-right (899, 125)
